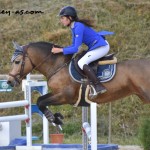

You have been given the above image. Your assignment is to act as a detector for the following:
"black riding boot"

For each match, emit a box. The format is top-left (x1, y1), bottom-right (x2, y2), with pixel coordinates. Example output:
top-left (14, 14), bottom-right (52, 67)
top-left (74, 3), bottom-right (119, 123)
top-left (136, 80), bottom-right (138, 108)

top-left (83, 64), bottom-right (107, 95)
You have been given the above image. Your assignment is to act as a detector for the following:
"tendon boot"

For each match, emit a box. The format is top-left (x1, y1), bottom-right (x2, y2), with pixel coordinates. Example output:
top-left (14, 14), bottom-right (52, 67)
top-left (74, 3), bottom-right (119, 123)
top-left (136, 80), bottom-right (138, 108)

top-left (83, 64), bottom-right (107, 95)
top-left (44, 109), bottom-right (55, 123)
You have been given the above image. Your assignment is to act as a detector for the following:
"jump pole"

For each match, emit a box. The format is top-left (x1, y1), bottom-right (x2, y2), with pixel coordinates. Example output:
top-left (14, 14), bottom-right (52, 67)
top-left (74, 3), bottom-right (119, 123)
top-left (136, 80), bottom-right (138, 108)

top-left (0, 93), bottom-right (30, 146)
top-left (0, 100), bottom-right (28, 109)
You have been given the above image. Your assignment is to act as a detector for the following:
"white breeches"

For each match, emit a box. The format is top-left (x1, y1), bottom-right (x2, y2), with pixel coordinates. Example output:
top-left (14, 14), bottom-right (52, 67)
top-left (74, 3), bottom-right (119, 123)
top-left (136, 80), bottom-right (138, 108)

top-left (78, 41), bottom-right (110, 70)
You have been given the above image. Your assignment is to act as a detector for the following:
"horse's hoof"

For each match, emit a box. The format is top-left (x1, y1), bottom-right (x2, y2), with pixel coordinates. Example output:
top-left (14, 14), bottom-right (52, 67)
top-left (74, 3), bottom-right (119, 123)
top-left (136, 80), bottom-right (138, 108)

top-left (53, 112), bottom-right (64, 125)
top-left (54, 112), bottom-right (64, 119)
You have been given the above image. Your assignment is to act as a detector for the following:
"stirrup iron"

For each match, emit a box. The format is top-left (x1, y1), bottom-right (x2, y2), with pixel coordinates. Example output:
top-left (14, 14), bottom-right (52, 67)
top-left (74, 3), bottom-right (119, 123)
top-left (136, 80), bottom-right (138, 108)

top-left (89, 85), bottom-right (98, 99)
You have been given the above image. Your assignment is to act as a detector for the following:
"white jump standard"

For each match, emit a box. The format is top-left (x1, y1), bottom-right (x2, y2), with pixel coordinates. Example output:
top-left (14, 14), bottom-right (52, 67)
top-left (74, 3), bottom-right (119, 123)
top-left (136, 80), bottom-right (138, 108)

top-left (0, 79), bottom-right (49, 146)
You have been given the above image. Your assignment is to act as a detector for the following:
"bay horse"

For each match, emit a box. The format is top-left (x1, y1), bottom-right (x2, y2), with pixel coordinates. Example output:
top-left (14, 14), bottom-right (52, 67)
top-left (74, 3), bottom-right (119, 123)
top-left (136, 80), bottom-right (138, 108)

top-left (7, 41), bottom-right (150, 125)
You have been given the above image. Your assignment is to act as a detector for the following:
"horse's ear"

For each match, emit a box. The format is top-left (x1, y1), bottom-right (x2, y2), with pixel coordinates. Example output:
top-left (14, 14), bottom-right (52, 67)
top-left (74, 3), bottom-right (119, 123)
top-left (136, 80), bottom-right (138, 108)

top-left (12, 41), bottom-right (22, 51)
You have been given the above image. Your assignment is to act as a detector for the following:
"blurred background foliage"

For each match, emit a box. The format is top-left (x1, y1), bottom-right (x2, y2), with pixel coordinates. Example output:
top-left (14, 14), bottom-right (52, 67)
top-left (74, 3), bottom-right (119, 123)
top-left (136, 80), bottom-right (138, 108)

top-left (0, 0), bottom-right (150, 145)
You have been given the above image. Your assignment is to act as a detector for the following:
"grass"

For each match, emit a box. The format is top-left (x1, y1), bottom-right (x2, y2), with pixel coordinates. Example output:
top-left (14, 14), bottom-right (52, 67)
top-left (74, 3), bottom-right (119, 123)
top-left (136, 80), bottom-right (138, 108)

top-left (32, 131), bottom-right (141, 145)
top-left (138, 118), bottom-right (150, 150)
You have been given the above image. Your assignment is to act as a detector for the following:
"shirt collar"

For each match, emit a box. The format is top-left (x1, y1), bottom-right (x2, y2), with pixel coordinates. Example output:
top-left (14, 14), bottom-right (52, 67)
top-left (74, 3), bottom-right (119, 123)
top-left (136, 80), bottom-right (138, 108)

top-left (70, 21), bottom-right (75, 29)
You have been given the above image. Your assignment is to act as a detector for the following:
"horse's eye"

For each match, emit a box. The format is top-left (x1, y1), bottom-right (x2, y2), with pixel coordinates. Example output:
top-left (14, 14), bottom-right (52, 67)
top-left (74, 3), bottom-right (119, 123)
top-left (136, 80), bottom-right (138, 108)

top-left (15, 61), bottom-right (20, 64)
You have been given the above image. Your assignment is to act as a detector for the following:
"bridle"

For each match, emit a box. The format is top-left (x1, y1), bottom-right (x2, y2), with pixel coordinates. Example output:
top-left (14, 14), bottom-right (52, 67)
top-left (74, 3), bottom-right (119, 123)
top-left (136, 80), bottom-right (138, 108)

top-left (9, 45), bottom-right (35, 84)
top-left (9, 45), bottom-right (53, 84)
top-left (9, 45), bottom-right (71, 84)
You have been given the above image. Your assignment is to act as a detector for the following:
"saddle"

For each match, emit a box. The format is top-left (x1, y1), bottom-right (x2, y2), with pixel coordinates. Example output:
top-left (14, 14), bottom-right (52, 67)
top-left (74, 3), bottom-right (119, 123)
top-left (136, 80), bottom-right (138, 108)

top-left (70, 52), bottom-right (117, 83)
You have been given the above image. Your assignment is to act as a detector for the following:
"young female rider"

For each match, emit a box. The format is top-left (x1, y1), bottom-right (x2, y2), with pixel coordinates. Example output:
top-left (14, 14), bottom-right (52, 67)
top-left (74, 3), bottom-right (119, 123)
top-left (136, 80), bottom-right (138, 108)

top-left (52, 6), bottom-right (110, 95)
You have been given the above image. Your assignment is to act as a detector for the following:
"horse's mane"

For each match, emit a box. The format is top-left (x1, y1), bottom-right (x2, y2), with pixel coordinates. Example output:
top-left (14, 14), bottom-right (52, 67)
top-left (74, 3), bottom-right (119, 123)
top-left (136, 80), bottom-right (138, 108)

top-left (28, 41), bottom-right (72, 61)
top-left (29, 41), bottom-right (64, 52)
top-left (28, 41), bottom-right (54, 52)
top-left (11, 41), bottom-right (72, 63)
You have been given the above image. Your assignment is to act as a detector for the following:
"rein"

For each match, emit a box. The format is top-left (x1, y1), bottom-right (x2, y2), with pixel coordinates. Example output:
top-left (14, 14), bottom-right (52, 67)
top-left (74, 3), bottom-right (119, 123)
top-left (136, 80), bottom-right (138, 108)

top-left (9, 45), bottom-right (71, 83)
top-left (9, 45), bottom-right (52, 83)
top-left (47, 60), bottom-right (71, 82)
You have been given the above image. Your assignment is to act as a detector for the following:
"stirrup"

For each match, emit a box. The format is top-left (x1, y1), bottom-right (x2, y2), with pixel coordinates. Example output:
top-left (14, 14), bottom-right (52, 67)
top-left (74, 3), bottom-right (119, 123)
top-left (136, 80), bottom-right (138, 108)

top-left (89, 85), bottom-right (98, 99)
top-left (89, 84), bottom-right (107, 98)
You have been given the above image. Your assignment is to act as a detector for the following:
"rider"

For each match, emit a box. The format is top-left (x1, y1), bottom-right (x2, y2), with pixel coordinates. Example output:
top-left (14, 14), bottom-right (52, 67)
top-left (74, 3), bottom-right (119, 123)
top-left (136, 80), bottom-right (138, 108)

top-left (52, 6), bottom-right (110, 95)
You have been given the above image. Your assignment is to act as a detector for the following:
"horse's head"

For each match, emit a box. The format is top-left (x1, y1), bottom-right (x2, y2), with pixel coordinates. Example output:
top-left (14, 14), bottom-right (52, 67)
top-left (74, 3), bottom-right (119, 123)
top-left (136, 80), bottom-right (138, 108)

top-left (7, 41), bottom-right (72, 87)
top-left (7, 42), bottom-right (33, 87)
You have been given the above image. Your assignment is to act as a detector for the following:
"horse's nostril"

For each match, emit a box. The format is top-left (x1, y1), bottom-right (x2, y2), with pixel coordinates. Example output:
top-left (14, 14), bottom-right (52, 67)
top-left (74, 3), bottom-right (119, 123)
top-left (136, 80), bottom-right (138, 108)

top-left (7, 81), bottom-right (11, 85)
top-left (7, 80), bottom-right (14, 87)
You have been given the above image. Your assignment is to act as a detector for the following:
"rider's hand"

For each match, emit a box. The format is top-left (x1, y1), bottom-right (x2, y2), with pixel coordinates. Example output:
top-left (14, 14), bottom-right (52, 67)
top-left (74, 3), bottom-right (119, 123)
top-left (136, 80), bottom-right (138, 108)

top-left (52, 47), bottom-right (63, 54)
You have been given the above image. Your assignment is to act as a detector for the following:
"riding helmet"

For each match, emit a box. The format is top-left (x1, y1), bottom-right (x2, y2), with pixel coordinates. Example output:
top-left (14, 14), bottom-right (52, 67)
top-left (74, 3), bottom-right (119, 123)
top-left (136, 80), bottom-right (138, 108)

top-left (59, 6), bottom-right (77, 18)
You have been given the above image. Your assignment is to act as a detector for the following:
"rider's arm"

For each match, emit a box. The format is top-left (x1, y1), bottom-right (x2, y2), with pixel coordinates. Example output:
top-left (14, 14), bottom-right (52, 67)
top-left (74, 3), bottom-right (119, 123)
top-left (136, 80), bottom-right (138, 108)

top-left (63, 22), bottom-right (84, 55)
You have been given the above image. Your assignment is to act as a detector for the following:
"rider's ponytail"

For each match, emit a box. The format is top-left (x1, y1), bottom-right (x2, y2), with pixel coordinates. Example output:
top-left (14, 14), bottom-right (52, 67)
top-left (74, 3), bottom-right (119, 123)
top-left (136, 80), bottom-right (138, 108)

top-left (76, 18), bottom-right (94, 27)
top-left (73, 17), bottom-right (95, 27)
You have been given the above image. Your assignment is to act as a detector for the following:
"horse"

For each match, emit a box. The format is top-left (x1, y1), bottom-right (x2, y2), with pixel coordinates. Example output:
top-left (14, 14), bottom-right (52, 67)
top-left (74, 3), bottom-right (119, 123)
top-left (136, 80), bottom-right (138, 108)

top-left (7, 41), bottom-right (150, 125)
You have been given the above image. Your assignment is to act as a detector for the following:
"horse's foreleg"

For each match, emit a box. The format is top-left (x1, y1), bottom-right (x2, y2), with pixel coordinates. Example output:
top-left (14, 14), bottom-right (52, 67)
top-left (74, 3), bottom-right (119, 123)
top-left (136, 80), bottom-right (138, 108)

top-left (37, 92), bottom-right (65, 125)
top-left (37, 93), bottom-right (56, 123)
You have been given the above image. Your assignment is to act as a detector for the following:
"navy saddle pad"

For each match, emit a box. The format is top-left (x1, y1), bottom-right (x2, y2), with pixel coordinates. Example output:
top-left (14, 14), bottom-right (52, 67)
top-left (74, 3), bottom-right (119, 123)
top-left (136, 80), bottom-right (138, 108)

top-left (69, 61), bottom-right (116, 83)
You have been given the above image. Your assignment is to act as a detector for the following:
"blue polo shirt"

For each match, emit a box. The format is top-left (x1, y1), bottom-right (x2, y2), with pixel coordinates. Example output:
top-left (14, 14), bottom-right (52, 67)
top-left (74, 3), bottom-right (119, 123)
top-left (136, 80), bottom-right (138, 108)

top-left (63, 22), bottom-right (108, 55)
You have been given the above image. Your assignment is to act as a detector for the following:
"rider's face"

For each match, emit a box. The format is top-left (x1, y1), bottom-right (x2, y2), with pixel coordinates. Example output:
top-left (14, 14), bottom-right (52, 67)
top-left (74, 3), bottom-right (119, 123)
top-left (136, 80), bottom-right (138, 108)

top-left (60, 16), bottom-right (71, 26)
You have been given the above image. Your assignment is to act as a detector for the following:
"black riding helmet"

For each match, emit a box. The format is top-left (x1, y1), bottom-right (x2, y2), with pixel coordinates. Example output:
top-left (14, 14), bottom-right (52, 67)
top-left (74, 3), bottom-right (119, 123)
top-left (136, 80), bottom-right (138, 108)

top-left (59, 6), bottom-right (78, 18)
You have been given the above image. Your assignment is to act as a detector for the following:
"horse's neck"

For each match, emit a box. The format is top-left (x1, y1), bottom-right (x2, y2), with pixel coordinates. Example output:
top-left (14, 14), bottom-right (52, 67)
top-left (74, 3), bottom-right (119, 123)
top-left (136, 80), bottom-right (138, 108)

top-left (35, 54), bottom-right (71, 80)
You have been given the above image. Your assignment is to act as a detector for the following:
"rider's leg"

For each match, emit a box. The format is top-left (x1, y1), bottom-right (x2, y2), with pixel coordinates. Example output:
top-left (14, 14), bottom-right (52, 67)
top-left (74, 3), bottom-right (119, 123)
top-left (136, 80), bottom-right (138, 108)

top-left (83, 64), bottom-right (107, 94)
top-left (78, 42), bottom-right (110, 95)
